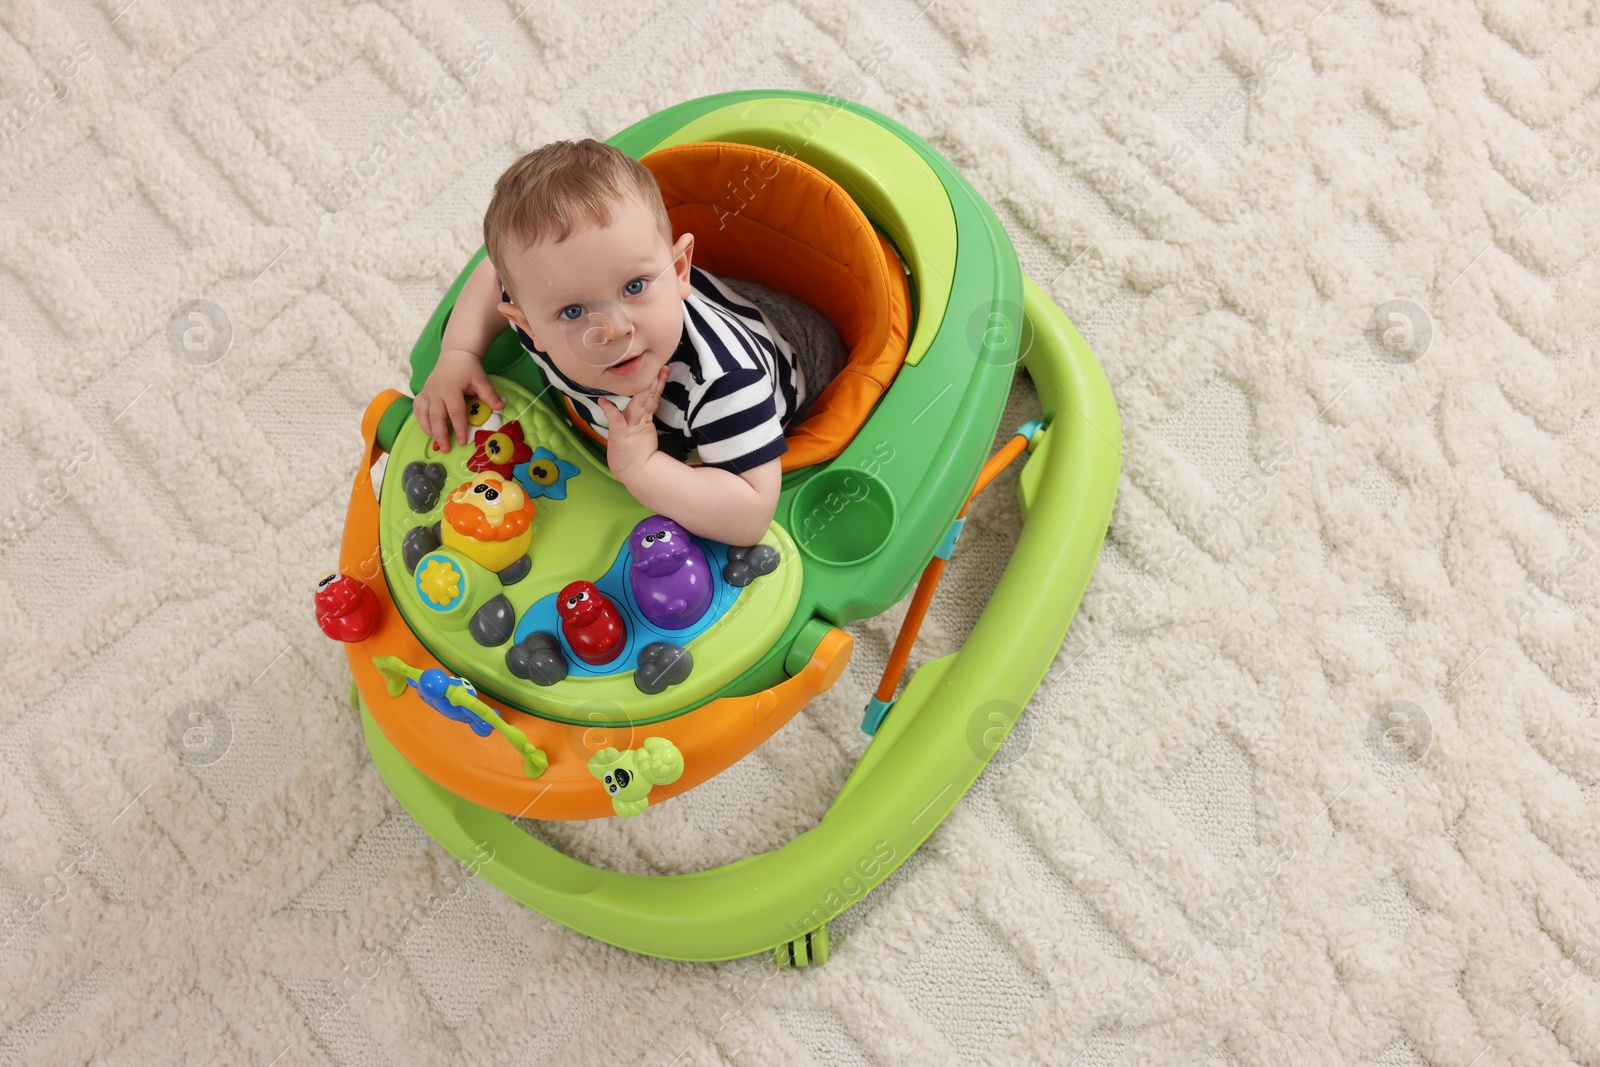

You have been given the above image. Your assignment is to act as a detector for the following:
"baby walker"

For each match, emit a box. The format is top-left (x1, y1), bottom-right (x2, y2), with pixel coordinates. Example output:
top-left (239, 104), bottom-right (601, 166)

top-left (321, 89), bottom-right (1121, 965)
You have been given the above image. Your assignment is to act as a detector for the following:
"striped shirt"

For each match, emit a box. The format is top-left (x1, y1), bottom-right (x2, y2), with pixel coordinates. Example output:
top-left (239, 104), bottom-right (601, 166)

top-left (503, 266), bottom-right (805, 474)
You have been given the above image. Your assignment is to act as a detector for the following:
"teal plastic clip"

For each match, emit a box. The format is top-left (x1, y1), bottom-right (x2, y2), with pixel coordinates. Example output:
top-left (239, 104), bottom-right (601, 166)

top-left (861, 695), bottom-right (895, 735)
top-left (934, 518), bottom-right (965, 561)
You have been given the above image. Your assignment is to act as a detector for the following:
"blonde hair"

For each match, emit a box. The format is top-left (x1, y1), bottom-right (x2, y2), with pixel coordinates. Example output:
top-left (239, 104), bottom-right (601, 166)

top-left (484, 138), bottom-right (672, 305)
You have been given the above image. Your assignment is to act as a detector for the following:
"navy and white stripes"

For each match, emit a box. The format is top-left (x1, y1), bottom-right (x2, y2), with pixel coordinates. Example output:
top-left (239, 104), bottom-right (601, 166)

top-left (503, 265), bottom-right (804, 474)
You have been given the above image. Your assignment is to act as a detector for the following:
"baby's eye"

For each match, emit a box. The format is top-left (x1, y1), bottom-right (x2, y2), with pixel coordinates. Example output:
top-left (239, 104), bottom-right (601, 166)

top-left (559, 305), bottom-right (584, 321)
top-left (624, 277), bottom-right (647, 296)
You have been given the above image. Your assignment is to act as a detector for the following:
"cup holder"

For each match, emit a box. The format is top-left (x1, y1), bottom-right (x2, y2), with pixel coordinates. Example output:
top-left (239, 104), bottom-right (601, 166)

top-left (790, 468), bottom-right (897, 567)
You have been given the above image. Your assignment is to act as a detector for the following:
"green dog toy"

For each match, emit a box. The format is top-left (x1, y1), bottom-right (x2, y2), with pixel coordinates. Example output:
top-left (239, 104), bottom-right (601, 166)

top-left (589, 737), bottom-right (685, 817)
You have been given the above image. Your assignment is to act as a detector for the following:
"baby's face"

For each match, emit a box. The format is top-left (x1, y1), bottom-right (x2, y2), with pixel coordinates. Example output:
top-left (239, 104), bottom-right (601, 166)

top-left (497, 194), bottom-right (692, 395)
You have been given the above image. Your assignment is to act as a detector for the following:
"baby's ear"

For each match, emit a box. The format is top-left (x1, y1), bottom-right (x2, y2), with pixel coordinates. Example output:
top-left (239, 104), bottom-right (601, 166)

top-left (498, 300), bottom-right (530, 333)
top-left (672, 233), bottom-right (694, 295)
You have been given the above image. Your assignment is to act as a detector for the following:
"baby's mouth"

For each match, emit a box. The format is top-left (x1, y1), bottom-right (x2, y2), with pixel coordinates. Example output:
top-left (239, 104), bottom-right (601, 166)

top-left (606, 352), bottom-right (645, 375)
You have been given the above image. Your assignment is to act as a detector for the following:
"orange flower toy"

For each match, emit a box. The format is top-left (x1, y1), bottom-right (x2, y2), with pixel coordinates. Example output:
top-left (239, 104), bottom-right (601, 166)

top-left (440, 473), bottom-right (536, 574)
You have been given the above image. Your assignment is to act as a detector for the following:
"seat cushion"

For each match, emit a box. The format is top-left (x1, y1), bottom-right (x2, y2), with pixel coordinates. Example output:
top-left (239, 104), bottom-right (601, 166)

top-left (640, 141), bottom-right (912, 472)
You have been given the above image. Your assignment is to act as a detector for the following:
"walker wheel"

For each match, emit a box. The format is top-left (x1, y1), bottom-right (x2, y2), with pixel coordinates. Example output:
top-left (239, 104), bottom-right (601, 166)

top-left (773, 925), bottom-right (829, 967)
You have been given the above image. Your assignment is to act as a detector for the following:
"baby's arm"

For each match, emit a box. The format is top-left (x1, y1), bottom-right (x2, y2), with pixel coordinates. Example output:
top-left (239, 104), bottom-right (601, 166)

top-left (599, 365), bottom-right (783, 546)
top-left (416, 257), bottom-right (509, 451)
top-left (441, 257), bottom-right (509, 358)
top-left (620, 456), bottom-right (781, 547)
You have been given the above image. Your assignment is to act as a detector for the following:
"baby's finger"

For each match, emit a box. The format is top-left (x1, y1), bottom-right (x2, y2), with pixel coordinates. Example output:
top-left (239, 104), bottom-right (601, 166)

top-left (445, 398), bottom-right (471, 453)
top-left (642, 369), bottom-right (668, 411)
top-left (472, 375), bottom-right (504, 411)
top-left (631, 394), bottom-right (656, 425)
top-left (415, 399), bottom-right (434, 445)
top-left (598, 397), bottom-right (632, 430)
top-left (611, 397), bottom-right (641, 429)
top-left (423, 398), bottom-right (445, 451)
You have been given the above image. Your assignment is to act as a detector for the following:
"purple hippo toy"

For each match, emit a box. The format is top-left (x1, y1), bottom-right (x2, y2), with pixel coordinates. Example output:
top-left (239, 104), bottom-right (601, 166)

top-left (628, 515), bottom-right (713, 630)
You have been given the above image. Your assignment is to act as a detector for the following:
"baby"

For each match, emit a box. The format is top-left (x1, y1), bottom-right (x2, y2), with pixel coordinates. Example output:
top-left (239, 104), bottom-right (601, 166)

top-left (415, 138), bottom-right (846, 548)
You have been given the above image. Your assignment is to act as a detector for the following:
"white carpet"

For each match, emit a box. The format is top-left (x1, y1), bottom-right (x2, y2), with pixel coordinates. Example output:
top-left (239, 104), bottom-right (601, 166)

top-left (3, 0), bottom-right (1599, 1064)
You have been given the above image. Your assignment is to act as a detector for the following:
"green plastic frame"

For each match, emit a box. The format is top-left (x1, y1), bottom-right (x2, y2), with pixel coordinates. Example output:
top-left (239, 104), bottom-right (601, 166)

top-left (362, 271), bottom-right (1122, 961)
top-left (360, 90), bottom-right (1121, 963)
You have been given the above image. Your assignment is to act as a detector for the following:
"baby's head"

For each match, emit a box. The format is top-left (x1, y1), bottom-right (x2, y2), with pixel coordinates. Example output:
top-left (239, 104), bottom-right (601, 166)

top-left (485, 139), bottom-right (692, 396)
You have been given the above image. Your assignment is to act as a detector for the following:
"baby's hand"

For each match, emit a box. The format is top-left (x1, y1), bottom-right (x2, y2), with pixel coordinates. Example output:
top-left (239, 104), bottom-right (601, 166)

top-left (415, 348), bottom-right (504, 453)
top-left (597, 365), bottom-right (668, 483)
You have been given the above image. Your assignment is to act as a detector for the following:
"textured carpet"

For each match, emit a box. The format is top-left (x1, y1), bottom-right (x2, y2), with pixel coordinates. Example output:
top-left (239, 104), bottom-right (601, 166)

top-left (3, 0), bottom-right (1599, 1065)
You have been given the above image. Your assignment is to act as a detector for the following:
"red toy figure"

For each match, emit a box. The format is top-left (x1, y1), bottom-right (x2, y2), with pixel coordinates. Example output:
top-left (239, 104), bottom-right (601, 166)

top-left (315, 572), bottom-right (381, 642)
top-left (556, 580), bottom-right (625, 665)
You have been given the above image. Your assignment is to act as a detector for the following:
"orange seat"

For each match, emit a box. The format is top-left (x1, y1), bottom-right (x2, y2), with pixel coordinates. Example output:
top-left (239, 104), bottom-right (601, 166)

top-left (560, 140), bottom-right (912, 473)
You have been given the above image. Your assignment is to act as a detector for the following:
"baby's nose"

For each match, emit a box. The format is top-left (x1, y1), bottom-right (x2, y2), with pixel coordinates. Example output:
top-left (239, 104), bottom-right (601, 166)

top-left (595, 311), bottom-right (631, 340)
